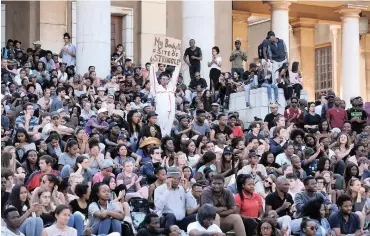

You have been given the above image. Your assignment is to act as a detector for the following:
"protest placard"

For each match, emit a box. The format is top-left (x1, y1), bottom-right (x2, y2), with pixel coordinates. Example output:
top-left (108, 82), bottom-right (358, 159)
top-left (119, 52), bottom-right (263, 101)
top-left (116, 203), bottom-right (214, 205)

top-left (151, 35), bottom-right (182, 66)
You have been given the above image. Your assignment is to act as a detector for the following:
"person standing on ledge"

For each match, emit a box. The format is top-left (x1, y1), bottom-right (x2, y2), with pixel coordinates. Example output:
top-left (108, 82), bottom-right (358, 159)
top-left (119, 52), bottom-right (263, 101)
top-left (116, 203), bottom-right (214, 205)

top-left (267, 31), bottom-right (288, 81)
top-left (184, 39), bottom-right (202, 80)
top-left (230, 40), bottom-right (247, 77)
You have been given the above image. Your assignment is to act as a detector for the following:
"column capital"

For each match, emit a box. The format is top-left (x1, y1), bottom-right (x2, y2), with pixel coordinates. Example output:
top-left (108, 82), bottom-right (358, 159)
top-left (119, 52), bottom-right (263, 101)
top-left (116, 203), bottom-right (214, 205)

top-left (329, 25), bottom-right (341, 37)
top-left (290, 18), bottom-right (318, 29)
top-left (335, 4), bottom-right (367, 18)
top-left (232, 10), bottom-right (251, 23)
top-left (268, 1), bottom-right (293, 11)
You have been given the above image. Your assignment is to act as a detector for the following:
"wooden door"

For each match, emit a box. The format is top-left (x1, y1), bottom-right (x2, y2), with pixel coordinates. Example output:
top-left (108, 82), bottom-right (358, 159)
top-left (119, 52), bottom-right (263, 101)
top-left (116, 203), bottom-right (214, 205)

top-left (111, 15), bottom-right (123, 54)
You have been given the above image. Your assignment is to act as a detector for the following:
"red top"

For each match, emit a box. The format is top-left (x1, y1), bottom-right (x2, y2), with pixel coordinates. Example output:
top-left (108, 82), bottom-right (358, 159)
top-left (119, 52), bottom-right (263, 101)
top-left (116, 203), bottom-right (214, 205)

top-left (26, 170), bottom-right (60, 191)
top-left (234, 192), bottom-right (263, 218)
top-left (232, 126), bottom-right (244, 137)
top-left (327, 107), bottom-right (348, 129)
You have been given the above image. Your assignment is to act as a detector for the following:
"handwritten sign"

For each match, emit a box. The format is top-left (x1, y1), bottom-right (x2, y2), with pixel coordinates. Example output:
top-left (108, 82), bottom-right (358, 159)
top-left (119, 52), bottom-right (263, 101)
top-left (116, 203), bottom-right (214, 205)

top-left (151, 35), bottom-right (182, 66)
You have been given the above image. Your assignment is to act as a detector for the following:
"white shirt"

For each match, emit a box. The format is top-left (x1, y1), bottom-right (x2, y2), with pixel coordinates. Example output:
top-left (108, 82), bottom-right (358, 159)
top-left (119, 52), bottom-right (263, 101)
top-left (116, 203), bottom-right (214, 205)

top-left (1, 227), bottom-right (25, 236)
top-left (187, 221), bottom-right (222, 234)
top-left (58, 70), bottom-right (68, 83)
top-left (315, 105), bottom-right (323, 116)
top-left (209, 56), bottom-right (222, 70)
top-left (42, 123), bottom-right (69, 140)
top-left (275, 153), bottom-right (292, 166)
top-left (154, 184), bottom-right (197, 221)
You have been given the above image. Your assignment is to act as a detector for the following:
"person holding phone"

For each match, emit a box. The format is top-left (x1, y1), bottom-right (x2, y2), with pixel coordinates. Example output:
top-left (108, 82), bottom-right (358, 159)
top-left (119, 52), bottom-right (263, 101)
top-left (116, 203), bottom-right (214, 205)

top-left (154, 166), bottom-right (197, 231)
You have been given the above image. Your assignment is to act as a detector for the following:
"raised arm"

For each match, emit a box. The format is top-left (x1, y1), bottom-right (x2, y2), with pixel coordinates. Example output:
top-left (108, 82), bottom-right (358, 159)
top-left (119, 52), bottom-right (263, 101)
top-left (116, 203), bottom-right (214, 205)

top-left (169, 66), bottom-right (180, 90)
top-left (149, 65), bottom-right (159, 95)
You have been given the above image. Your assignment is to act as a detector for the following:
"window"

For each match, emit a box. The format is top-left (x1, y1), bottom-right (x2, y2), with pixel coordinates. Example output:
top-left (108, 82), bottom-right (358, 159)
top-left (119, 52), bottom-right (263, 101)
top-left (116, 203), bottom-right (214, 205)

top-left (315, 46), bottom-right (332, 99)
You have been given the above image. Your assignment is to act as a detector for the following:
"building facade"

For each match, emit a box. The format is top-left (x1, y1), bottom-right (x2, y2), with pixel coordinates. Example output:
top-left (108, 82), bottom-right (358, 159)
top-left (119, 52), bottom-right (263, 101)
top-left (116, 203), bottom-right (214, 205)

top-left (3, 0), bottom-right (370, 103)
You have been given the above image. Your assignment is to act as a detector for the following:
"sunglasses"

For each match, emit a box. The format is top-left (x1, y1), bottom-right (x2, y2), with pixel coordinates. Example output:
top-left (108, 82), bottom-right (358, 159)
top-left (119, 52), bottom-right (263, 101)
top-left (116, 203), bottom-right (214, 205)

top-left (265, 180), bottom-right (272, 185)
top-left (306, 226), bottom-right (318, 231)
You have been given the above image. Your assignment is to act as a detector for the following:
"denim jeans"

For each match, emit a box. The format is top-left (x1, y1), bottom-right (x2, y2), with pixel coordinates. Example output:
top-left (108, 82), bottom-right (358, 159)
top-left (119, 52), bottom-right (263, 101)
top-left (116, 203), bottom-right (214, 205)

top-left (244, 76), bottom-right (259, 104)
top-left (68, 213), bottom-right (85, 236)
top-left (261, 83), bottom-right (279, 101)
top-left (92, 218), bottom-right (122, 235)
top-left (18, 217), bottom-right (43, 236)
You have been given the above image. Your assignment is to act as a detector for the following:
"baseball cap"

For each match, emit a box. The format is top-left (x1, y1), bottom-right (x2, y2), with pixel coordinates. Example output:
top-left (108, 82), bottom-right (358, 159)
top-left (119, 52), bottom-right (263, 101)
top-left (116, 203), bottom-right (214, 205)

top-left (109, 122), bottom-right (119, 129)
top-left (51, 111), bottom-right (60, 118)
top-left (167, 167), bottom-right (181, 177)
top-left (248, 151), bottom-right (259, 158)
top-left (267, 31), bottom-right (275, 37)
top-left (211, 103), bottom-right (219, 107)
top-left (98, 108), bottom-right (108, 114)
top-left (33, 41), bottom-right (42, 46)
top-left (56, 108), bottom-right (65, 114)
top-left (97, 87), bottom-right (105, 92)
top-left (118, 133), bottom-right (128, 140)
top-left (228, 115), bottom-right (237, 120)
top-left (102, 159), bottom-right (114, 169)
top-left (325, 91), bottom-right (336, 99)
top-left (147, 111), bottom-right (158, 119)
top-left (223, 146), bottom-right (233, 154)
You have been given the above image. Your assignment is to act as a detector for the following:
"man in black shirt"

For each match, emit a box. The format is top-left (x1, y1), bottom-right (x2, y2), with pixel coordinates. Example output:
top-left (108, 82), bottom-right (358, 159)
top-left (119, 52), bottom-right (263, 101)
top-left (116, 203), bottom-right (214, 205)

top-left (183, 39), bottom-right (202, 80)
top-left (265, 176), bottom-right (293, 234)
top-left (264, 103), bottom-right (281, 130)
top-left (210, 113), bottom-right (233, 141)
top-left (347, 96), bottom-right (368, 134)
top-left (189, 71), bottom-right (207, 97)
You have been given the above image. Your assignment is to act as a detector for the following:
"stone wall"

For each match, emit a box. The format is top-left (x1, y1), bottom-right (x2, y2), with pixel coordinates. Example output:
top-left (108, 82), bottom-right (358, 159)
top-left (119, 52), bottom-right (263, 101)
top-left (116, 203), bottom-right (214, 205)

top-left (229, 88), bottom-right (307, 127)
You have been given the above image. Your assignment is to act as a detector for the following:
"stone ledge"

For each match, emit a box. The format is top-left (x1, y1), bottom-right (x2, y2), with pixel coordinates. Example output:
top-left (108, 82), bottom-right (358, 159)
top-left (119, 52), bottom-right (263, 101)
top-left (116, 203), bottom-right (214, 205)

top-left (228, 87), bottom-right (308, 127)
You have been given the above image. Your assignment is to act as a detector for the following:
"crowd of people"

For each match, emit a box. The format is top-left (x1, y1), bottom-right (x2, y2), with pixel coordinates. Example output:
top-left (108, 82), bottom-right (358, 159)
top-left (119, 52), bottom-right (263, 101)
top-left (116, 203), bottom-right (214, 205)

top-left (0, 29), bottom-right (369, 236)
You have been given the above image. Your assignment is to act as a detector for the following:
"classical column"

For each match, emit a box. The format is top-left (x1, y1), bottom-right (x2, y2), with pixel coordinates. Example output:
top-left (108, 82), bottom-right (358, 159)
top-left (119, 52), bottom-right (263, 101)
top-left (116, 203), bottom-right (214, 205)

top-left (140, 0), bottom-right (166, 67)
top-left (330, 25), bottom-right (341, 97)
top-left (182, 0), bottom-right (215, 87)
top-left (336, 4), bottom-right (367, 104)
top-left (76, 1), bottom-right (111, 78)
top-left (269, 1), bottom-right (291, 54)
top-left (290, 18), bottom-right (318, 100)
top-left (123, 12), bottom-right (134, 60)
top-left (232, 11), bottom-right (250, 69)
top-left (1, 4), bottom-right (5, 48)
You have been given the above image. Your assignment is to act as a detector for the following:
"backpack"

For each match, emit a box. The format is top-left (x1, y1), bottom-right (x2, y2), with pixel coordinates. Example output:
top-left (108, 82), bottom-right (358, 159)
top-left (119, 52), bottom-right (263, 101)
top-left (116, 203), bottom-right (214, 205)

top-left (258, 39), bottom-right (269, 59)
top-left (258, 42), bottom-right (264, 59)
top-left (129, 197), bottom-right (150, 229)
